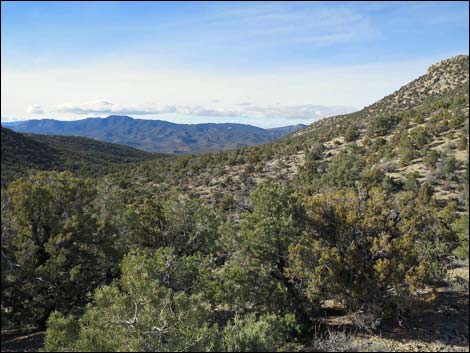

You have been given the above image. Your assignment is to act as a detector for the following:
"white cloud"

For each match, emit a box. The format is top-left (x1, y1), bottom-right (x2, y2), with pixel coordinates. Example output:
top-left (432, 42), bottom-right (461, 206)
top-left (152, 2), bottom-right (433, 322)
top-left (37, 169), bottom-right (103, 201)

top-left (26, 104), bottom-right (44, 114)
top-left (44, 99), bottom-right (355, 122)
top-left (1, 56), bottom-right (443, 127)
top-left (53, 100), bottom-right (173, 115)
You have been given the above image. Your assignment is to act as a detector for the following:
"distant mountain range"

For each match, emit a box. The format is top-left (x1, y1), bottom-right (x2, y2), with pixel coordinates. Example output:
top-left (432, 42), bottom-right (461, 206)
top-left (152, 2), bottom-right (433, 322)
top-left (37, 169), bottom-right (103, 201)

top-left (3, 116), bottom-right (307, 154)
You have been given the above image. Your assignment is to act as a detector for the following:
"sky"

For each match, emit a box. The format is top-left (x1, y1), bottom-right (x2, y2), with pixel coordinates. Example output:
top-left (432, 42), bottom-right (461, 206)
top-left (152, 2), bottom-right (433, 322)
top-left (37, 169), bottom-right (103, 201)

top-left (1, 1), bottom-right (469, 128)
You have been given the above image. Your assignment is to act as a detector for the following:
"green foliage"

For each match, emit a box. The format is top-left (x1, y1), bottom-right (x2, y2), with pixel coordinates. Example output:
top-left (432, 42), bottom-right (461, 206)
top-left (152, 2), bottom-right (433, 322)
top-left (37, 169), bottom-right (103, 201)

top-left (457, 133), bottom-right (468, 150)
top-left (416, 182), bottom-right (434, 205)
top-left (319, 148), bottom-right (366, 188)
top-left (399, 134), bottom-right (417, 166)
top-left (240, 183), bottom-right (304, 263)
top-left (306, 143), bottom-right (326, 161)
top-left (381, 176), bottom-right (402, 192)
top-left (221, 313), bottom-right (297, 352)
top-left (403, 172), bottom-right (420, 192)
top-left (440, 155), bottom-right (460, 181)
top-left (368, 114), bottom-right (400, 137)
top-left (43, 312), bottom-right (80, 352)
top-left (286, 188), bottom-right (457, 318)
top-left (214, 183), bottom-right (313, 317)
top-left (1, 127), bottom-right (161, 186)
top-left (361, 168), bottom-right (386, 187)
top-left (452, 214), bottom-right (469, 259)
top-left (414, 114), bottom-right (425, 124)
top-left (423, 149), bottom-right (440, 169)
top-left (409, 126), bottom-right (431, 149)
top-left (44, 250), bottom-right (296, 352)
top-left (163, 193), bottom-right (221, 256)
top-left (2, 172), bottom-right (122, 325)
top-left (449, 112), bottom-right (466, 129)
top-left (344, 126), bottom-right (360, 142)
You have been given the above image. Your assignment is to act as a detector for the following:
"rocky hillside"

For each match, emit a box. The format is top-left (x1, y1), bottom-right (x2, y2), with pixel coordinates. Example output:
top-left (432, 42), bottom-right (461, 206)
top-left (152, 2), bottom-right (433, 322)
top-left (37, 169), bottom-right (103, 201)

top-left (366, 55), bottom-right (469, 117)
top-left (110, 55), bottom-right (468, 211)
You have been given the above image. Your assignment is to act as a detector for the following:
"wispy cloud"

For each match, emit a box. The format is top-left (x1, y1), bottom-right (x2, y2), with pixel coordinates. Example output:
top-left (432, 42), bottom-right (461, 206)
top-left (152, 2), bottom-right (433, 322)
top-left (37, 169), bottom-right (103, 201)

top-left (151, 3), bottom-right (379, 55)
top-left (38, 99), bottom-right (356, 122)
top-left (52, 100), bottom-right (174, 116)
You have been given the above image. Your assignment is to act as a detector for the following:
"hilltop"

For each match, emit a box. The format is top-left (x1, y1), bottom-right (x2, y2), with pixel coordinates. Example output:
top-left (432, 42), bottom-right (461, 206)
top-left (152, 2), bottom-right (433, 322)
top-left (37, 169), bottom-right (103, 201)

top-left (1, 126), bottom-right (164, 185)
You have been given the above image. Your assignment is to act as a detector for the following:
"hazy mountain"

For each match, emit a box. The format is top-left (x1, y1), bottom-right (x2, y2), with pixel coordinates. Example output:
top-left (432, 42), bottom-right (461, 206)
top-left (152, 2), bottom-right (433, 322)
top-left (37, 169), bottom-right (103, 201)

top-left (4, 117), bottom-right (307, 154)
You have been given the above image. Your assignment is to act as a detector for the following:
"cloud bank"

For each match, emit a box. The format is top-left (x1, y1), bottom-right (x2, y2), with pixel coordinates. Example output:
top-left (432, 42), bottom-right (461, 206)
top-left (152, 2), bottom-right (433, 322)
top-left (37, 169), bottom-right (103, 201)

top-left (31, 100), bottom-right (356, 122)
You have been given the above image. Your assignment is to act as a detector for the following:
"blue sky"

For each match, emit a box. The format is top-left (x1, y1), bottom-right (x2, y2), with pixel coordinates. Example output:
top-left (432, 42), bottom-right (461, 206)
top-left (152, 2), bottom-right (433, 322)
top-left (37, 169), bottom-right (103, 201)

top-left (1, 1), bottom-right (469, 127)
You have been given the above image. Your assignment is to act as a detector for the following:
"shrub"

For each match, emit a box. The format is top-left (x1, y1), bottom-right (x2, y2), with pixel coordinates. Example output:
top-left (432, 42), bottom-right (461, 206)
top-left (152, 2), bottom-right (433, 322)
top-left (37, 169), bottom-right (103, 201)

top-left (306, 143), bottom-right (326, 161)
top-left (453, 214), bottom-right (469, 259)
top-left (457, 134), bottom-right (468, 151)
top-left (286, 188), bottom-right (457, 322)
top-left (218, 183), bottom-right (314, 317)
top-left (423, 149), bottom-right (440, 169)
top-left (321, 149), bottom-right (366, 188)
top-left (221, 313), bottom-right (297, 352)
top-left (44, 312), bottom-right (80, 352)
top-left (2, 172), bottom-right (121, 326)
top-left (44, 250), bottom-right (298, 352)
top-left (441, 155), bottom-right (460, 181)
top-left (344, 126), bottom-right (360, 142)
top-left (410, 127), bottom-right (431, 149)
top-left (381, 176), bottom-right (402, 192)
top-left (414, 115), bottom-right (425, 124)
top-left (399, 135), bottom-right (417, 166)
top-left (368, 114), bottom-right (400, 137)
top-left (403, 172), bottom-right (420, 192)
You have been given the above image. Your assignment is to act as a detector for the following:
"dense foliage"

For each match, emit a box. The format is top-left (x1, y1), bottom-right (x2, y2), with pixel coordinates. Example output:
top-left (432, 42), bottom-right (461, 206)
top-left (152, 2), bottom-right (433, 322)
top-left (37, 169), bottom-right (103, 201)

top-left (1, 126), bottom-right (163, 186)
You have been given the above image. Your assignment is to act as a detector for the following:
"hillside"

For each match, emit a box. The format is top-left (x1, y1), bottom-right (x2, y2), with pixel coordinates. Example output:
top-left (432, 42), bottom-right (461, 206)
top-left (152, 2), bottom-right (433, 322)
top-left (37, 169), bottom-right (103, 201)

top-left (4, 117), bottom-right (307, 154)
top-left (109, 55), bottom-right (469, 209)
top-left (1, 126), bottom-right (163, 185)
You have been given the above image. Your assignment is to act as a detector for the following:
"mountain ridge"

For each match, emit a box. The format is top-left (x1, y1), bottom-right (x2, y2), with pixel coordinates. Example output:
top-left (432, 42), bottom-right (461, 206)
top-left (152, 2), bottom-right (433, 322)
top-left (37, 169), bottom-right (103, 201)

top-left (3, 116), bottom-right (307, 154)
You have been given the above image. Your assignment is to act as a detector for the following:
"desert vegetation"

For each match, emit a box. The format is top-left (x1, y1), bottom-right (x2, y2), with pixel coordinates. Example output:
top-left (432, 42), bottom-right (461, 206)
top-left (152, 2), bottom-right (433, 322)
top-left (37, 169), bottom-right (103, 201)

top-left (1, 55), bottom-right (469, 352)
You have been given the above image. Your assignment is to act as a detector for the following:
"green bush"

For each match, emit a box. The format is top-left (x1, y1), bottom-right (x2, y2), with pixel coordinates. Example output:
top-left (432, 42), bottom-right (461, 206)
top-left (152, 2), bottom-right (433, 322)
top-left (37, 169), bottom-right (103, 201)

top-left (2, 172), bottom-right (121, 326)
top-left (368, 114), bottom-right (400, 137)
top-left (453, 214), bottom-right (469, 259)
top-left (221, 313), bottom-right (297, 352)
top-left (344, 126), bottom-right (360, 142)
top-left (320, 149), bottom-right (366, 188)
top-left (403, 172), bottom-right (420, 192)
top-left (423, 149), bottom-right (440, 169)
top-left (286, 188), bottom-right (457, 319)
top-left (44, 249), bottom-right (297, 352)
